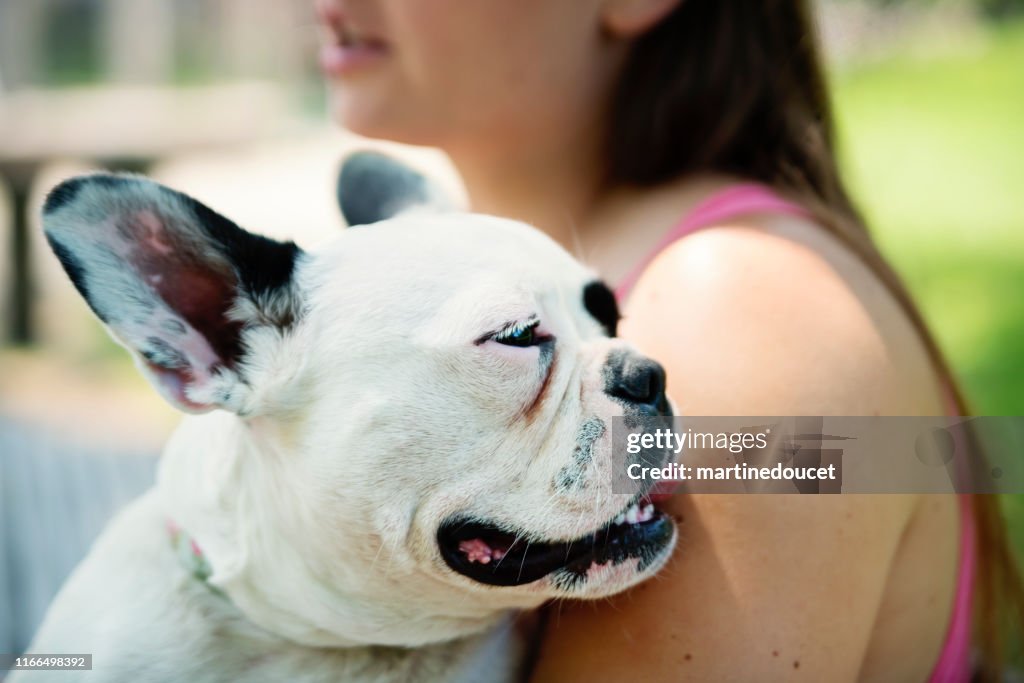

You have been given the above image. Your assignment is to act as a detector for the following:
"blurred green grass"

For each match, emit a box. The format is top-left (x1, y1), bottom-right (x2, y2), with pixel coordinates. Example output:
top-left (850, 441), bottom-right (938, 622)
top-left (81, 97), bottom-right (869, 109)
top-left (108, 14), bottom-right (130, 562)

top-left (834, 19), bottom-right (1024, 416)
top-left (832, 20), bottom-right (1024, 564)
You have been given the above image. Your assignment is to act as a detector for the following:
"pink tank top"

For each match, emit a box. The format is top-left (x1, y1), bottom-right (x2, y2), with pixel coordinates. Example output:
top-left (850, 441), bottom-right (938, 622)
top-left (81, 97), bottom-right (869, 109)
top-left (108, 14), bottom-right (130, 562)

top-left (614, 183), bottom-right (975, 682)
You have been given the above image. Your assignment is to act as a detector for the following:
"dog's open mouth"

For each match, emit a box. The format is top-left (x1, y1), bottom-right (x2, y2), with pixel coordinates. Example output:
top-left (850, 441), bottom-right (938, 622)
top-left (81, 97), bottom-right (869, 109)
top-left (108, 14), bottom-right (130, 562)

top-left (437, 495), bottom-right (674, 587)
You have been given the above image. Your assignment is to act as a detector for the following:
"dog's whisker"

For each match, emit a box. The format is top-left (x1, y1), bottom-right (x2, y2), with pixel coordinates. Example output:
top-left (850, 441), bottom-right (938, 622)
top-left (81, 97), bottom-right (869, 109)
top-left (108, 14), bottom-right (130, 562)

top-left (516, 539), bottom-right (533, 584)
top-left (561, 210), bottom-right (587, 264)
top-left (365, 533), bottom-right (390, 581)
top-left (493, 528), bottom-right (532, 571)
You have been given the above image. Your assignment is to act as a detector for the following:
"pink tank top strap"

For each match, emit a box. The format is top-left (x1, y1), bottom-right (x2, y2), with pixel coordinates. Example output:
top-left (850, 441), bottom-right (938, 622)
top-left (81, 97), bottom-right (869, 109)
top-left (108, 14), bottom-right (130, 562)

top-left (930, 495), bottom-right (976, 682)
top-left (613, 182), bottom-right (976, 680)
top-left (933, 391), bottom-right (975, 678)
top-left (614, 183), bottom-right (811, 301)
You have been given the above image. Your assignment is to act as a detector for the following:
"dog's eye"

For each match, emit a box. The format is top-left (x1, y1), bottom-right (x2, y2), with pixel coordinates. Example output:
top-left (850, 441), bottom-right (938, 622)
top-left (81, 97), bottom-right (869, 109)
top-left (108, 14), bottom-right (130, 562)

top-left (493, 319), bottom-right (540, 347)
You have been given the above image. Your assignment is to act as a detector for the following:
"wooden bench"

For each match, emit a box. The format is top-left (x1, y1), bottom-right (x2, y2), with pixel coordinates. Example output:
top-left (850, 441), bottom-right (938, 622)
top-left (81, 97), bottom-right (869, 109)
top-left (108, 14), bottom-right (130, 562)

top-left (0, 82), bottom-right (305, 345)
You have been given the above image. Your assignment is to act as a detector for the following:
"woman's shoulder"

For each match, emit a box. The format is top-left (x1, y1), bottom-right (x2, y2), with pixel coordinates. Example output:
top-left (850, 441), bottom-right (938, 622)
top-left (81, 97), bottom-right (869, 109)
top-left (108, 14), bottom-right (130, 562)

top-left (529, 210), bottom-right (957, 683)
top-left (620, 209), bottom-right (946, 417)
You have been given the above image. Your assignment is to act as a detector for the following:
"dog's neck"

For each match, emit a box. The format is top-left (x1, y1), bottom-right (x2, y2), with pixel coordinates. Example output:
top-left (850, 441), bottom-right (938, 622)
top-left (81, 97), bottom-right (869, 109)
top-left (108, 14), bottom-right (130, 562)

top-left (155, 411), bottom-right (513, 649)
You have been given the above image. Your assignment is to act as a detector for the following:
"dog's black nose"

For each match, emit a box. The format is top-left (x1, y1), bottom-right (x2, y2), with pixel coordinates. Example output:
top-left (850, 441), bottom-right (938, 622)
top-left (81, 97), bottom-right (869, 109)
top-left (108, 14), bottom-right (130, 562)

top-left (604, 350), bottom-right (670, 415)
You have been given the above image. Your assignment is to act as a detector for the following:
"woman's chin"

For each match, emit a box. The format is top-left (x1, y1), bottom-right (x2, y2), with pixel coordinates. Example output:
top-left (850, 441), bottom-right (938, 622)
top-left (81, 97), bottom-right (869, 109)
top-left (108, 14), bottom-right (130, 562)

top-left (327, 90), bottom-right (438, 148)
top-left (327, 89), bottom-right (392, 139)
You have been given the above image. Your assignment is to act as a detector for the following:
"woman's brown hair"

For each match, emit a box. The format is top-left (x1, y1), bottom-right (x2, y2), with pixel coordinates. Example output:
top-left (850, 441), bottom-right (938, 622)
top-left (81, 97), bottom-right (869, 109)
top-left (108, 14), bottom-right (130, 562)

top-left (605, 0), bottom-right (1024, 676)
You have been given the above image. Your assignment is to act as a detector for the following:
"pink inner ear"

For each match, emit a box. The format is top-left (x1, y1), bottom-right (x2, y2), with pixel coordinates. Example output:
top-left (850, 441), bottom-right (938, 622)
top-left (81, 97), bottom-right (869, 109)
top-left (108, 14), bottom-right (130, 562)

top-left (102, 209), bottom-right (249, 412)
top-left (146, 363), bottom-right (215, 413)
top-left (154, 265), bottom-right (244, 364)
top-left (126, 210), bottom-right (244, 367)
top-left (136, 210), bottom-right (174, 255)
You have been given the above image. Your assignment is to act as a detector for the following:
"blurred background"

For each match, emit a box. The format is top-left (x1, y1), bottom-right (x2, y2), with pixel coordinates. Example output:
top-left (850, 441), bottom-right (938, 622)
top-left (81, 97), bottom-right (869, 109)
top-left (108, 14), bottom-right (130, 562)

top-left (0, 0), bottom-right (1022, 664)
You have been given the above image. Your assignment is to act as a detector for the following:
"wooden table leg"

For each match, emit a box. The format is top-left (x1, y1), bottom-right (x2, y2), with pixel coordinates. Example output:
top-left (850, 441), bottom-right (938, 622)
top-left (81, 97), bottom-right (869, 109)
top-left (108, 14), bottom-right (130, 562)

top-left (4, 168), bottom-right (37, 346)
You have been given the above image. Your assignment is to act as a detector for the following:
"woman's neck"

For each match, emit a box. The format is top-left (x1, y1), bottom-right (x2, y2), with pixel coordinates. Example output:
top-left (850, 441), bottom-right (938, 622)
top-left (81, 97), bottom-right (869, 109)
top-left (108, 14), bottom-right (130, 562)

top-left (448, 142), bottom-right (738, 284)
top-left (447, 134), bottom-right (607, 254)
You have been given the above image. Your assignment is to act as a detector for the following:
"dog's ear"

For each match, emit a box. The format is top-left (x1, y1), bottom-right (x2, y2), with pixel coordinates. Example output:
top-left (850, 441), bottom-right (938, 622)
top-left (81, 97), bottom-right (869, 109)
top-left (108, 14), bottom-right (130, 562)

top-left (42, 173), bottom-right (302, 414)
top-left (337, 150), bottom-right (449, 226)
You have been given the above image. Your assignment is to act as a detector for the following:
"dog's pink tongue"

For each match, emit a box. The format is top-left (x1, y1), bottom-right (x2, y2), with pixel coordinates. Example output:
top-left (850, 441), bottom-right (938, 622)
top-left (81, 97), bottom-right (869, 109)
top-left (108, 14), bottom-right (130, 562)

top-left (458, 539), bottom-right (506, 565)
top-left (645, 480), bottom-right (682, 504)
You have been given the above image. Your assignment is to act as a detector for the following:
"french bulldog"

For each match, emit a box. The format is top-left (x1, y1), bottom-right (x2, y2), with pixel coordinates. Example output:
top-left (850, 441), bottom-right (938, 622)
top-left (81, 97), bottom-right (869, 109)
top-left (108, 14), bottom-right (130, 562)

top-left (16, 154), bottom-right (676, 682)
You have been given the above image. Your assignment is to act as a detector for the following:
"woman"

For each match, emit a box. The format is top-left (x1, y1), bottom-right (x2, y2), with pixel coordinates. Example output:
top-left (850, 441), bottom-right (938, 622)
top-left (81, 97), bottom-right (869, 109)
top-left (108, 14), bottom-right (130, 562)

top-left (315, 1), bottom-right (1023, 679)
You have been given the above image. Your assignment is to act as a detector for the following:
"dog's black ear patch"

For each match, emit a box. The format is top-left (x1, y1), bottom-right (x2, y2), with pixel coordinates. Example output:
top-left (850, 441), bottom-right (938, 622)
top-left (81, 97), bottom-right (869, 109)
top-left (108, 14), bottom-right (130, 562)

top-left (44, 174), bottom-right (130, 215)
top-left (337, 150), bottom-right (446, 226)
top-left (180, 193), bottom-right (300, 306)
top-left (583, 281), bottom-right (619, 337)
top-left (47, 239), bottom-right (99, 320)
top-left (44, 178), bottom-right (85, 215)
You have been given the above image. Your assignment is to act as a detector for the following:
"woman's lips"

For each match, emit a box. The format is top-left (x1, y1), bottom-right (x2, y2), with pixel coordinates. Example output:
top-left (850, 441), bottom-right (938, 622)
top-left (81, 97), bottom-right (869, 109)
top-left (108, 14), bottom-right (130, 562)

top-left (319, 40), bottom-right (388, 77)
top-left (315, 2), bottom-right (388, 77)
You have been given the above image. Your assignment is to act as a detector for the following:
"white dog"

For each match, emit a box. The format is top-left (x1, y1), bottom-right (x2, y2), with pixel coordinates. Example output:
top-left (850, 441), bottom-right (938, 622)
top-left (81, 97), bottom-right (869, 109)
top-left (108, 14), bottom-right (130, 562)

top-left (16, 155), bottom-right (676, 682)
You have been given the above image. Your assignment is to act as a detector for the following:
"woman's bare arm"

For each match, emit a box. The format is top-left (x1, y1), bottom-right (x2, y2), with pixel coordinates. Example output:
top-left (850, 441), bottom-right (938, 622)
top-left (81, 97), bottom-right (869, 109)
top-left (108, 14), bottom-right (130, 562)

top-left (530, 219), bottom-right (950, 681)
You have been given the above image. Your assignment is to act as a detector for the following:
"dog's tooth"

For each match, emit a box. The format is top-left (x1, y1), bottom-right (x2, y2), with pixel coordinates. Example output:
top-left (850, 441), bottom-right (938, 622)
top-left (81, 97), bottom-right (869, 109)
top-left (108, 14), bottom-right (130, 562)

top-left (614, 512), bottom-right (626, 526)
top-left (641, 504), bottom-right (654, 521)
top-left (625, 505), bottom-right (639, 525)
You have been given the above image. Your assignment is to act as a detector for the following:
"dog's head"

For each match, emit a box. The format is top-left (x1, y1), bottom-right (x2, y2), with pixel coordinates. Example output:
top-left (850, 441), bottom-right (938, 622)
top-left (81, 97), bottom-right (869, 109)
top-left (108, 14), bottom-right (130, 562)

top-left (42, 158), bottom-right (676, 646)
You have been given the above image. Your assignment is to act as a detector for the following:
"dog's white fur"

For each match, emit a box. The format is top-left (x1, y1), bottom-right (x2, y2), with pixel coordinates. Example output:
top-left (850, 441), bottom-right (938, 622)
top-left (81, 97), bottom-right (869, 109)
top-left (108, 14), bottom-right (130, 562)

top-left (17, 174), bottom-right (675, 682)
